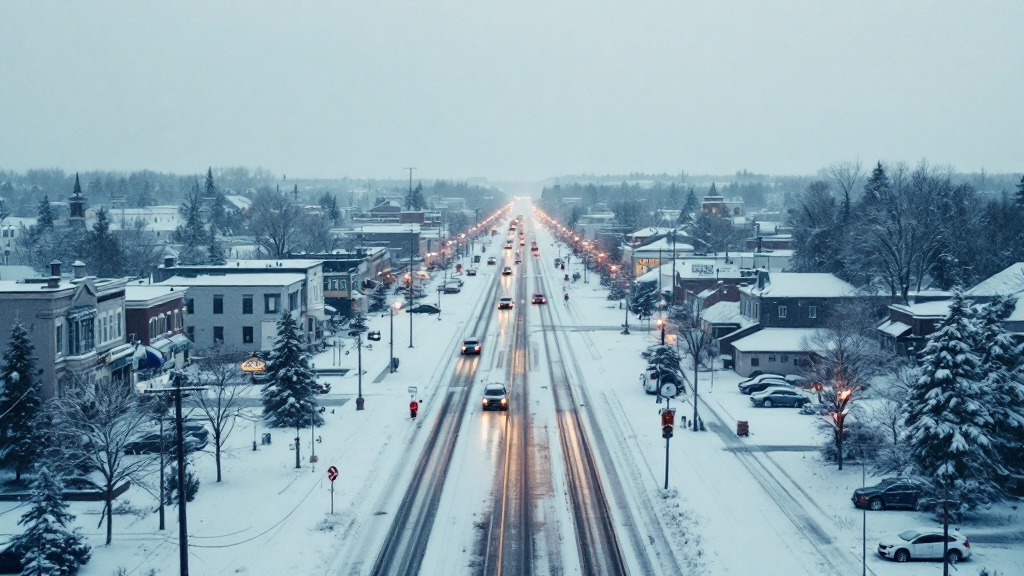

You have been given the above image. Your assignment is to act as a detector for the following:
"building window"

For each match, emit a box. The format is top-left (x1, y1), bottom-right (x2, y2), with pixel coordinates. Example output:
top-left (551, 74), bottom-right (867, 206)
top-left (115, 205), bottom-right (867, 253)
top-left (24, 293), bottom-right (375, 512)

top-left (242, 295), bottom-right (253, 314)
top-left (808, 306), bottom-right (817, 319)
top-left (768, 355), bottom-right (776, 362)
top-left (751, 357), bottom-right (760, 367)
top-left (265, 294), bottom-right (280, 314)
top-left (186, 298), bottom-right (194, 314)
top-left (213, 326), bottom-right (224, 343)
top-left (174, 310), bottom-right (180, 330)
top-left (778, 306), bottom-right (787, 319)
top-left (242, 326), bottom-right (254, 344)
top-left (339, 280), bottom-right (348, 291)
top-left (289, 290), bottom-right (298, 311)
top-left (213, 295), bottom-right (224, 314)
top-left (780, 354), bottom-right (789, 363)
top-left (56, 324), bottom-right (63, 355)
top-left (186, 326), bottom-right (194, 341)
top-left (753, 303), bottom-right (759, 318)
top-left (67, 317), bottom-right (95, 356)
top-left (116, 311), bottom-right (122, 338)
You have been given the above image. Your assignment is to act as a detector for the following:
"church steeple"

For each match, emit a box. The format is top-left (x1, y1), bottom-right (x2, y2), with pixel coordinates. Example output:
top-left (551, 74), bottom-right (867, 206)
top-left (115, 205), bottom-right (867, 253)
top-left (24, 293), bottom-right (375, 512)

top-left (68, 172), bottom-right (87, 229)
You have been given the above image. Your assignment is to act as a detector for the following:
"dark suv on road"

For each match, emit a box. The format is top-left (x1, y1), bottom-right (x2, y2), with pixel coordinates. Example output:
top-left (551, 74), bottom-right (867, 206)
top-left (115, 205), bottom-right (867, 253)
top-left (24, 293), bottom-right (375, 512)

top-left (853, 478), bottom-right (926, 511)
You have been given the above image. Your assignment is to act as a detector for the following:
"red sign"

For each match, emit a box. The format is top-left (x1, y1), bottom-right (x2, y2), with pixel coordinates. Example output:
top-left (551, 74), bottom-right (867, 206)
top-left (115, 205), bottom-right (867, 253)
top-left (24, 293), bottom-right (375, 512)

top-left (327, 466), bottom-right (338, 482)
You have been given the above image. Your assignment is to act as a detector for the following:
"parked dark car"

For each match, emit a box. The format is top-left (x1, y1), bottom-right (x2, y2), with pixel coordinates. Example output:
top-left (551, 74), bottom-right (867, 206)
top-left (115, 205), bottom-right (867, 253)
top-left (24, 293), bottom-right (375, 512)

top-left (406, 304), bottom-right (441, 314)
top-left (125, 430), bottom-right (208, 455)
top-left (0, 543), bottom-right (23, 575)
top-left (750, 387), bottom-right (809, 407)
top-left (853, 479), bottom-right (926, 511)
top-left (443, 286), bottom-right (461, 294)
top-left (314, 382), bottom-right (332, 394)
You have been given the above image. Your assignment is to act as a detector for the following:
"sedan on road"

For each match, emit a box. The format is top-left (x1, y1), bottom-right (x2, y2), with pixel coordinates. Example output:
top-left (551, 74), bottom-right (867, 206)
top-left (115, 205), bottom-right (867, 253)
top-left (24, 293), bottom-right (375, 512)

top-left (531, 292), bottom-right (547, 304)
top-left (853, 478), bottom-right (925, 511)
top-left (498, 297), bottom-right (514, 309)
top-left (502, 266), bottom-right (513, 276)
top-left (406, 304), bottom-right (441, 314)
top-left (461, 337), bottom-right (482, 355)
top-left (878, 528), bottom-right (971, 563)
top-left (487, 256), bottom-right (497, 265)
top-left (750, 387), bottom-right (809, 407)
top-left (481, 383), bottom-right (509, 411)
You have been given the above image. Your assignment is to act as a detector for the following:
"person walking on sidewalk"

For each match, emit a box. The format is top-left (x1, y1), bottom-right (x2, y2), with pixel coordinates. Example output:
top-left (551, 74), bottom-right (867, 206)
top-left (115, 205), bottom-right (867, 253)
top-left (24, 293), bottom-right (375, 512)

top-left (410, 399), bottom-right (419, 418)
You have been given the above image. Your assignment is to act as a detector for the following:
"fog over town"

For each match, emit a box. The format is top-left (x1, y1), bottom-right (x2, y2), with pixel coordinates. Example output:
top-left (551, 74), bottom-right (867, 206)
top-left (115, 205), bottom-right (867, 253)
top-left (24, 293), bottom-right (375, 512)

top-left (0, 2), bottom-right (1022, 576)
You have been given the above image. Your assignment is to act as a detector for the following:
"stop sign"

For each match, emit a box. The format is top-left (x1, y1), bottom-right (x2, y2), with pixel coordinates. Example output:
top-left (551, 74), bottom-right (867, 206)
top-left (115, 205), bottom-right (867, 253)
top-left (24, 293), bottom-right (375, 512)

top-left (327, 465), bottom-right (338, 482)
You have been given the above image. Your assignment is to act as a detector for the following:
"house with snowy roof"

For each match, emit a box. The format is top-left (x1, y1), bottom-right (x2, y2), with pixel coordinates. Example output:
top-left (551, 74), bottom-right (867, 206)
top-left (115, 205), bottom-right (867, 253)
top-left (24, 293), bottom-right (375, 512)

top-left (876, 300), bottom-right (951, 358)
top-left (965, 262), bottom-right (1024, 334)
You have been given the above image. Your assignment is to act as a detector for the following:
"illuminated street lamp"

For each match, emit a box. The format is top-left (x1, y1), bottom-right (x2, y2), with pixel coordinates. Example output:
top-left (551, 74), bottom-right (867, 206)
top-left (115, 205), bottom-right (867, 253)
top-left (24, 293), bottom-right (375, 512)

top-left (657, 317), bottom-right (666, 344)
top-left (390, 301), bottom-right (402, 373)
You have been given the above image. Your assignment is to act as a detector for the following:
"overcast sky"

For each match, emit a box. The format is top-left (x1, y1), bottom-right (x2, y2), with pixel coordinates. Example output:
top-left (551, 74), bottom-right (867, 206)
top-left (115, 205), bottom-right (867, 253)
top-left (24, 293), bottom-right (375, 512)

top-left (2, 1), bottom-right (1021, 182)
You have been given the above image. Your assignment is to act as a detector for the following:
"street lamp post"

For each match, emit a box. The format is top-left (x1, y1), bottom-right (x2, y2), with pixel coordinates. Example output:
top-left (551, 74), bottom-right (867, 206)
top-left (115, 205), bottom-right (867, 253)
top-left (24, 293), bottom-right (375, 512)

top-left (622, 298), bottom-right (631, 335)
top-left (390, 301), bottom-right (401, 373)
top-left (356, 333), bottom-right (364, 410)
top-left (657, 317), bottom-right (666, 345)
top-left (409, 230), bottom-right (415, 348)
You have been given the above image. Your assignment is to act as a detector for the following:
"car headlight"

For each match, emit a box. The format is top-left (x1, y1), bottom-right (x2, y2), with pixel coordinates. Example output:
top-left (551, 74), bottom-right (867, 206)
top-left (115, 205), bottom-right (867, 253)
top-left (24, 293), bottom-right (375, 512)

top-left (461, 346), bottom-right (467, 352)
top-left (500, 398), bottom-right (507, 404)
top-left (482, 398), bottom-right (488, 404)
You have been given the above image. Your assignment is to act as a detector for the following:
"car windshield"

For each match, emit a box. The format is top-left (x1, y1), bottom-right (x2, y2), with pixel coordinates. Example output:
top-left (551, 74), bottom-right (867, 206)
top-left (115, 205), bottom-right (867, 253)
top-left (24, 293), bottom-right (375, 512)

top-left (898, 530), bottom-right (921, 541)
top-left (464, 339), bottom-right (478, 345)
top-left (484, 386), bottom-right (506, 395)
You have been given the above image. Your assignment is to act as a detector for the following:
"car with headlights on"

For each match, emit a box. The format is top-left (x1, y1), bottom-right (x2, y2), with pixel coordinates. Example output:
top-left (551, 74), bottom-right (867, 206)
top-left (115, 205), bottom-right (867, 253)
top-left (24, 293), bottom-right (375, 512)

top-left (487, 256), bottom-right (497, 265)
top-left (481, 383), bottom-right (509, 411)
top-left (461, 336), bottom-right (481, 355)
top-left (531, 292), bottom-right (547, 304)
top-left (502, 266), bottom-right (513, 275)
top-left (498, 297), bottom-right (514, 309)
top-left (750, 387), bottom-right (809, 408)
top-left (877, 527), bottom-right (971, 563)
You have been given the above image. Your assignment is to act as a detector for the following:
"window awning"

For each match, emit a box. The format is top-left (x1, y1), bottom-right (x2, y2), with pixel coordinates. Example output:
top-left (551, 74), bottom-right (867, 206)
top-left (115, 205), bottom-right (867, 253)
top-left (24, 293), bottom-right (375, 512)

top-left (325, 305), bottom-right (338, 314)
top-left (169, 333), bottom-right (193, 352)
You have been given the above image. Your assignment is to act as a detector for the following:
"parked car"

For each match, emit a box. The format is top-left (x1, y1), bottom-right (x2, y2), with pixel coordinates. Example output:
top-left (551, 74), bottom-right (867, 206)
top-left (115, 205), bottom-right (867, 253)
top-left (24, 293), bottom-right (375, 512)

top-left (877, 527), bottom-right (971, 563)
top-left (738, 373), bottom-right (786, 388)
top-left (531, 292), bottom-right (547, 304)
top-left (406, 304), bottom-right (440, 314)
top-left (739, 378), bottom-right (791, 395)
top-left (502, 266), bottom-right (513, 276)
top-left (466, 268), bottom-right (478, 276)
top-left (0, 543), bottom-right (23, 575)
top-left (487, 257), bottom-right (497, 265)
top-left (314, 382), bottom-right (332, 394)
top-left (853, 478), bottom-right (926, 511)
top-left (481, 383), bottom-right (509, 411)
top-left (443, 286), bottom-right (461, 294)
top-left (554, 258), bottom-right (562, 267)
top-left (750, 387), bottom-right (809, 407)
top-left (461, 336), bottom-right (482, 355)
top-left (498, 297), bottom-right (514, 309)
top-left (125, 431), bottom-right (208, 455)
top-left (799, 402), bottom-right (828, 415)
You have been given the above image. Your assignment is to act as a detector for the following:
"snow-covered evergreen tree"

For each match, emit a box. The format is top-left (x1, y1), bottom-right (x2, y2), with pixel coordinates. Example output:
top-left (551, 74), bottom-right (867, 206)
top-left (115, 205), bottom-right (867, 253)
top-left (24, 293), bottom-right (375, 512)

top-left (12, 467), bottom-right (91, 576)
top-left (0, 320), bottom-right (44, 480)
top-left (628, 280), bottom-right (658, 319)
top-left (174, 182), bottom-right (208, 265)
top-left (349, 311), bottom-right (369, 334)
top-left (905, 290), bottom-right (1003, 509)
top-left (207, 229), bottom-right (226, 265)
top-left (368, 284), bottom-right (388, 313)
top-left (261, 312), bottom-right (323, 428)
top-left (607, 280), bottom-right (627, 301)
top-left (974, 296), bottom-right (1024, 475)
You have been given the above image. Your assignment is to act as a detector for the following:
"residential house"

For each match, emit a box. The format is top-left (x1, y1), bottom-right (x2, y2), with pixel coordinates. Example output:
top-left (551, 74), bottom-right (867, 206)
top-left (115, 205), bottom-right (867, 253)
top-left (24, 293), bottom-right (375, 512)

top-left (0, 261), bottom-right (130, 396)
top-left (965, 262), bottom-right (1024, 334)
top-left (876, 300), bottom-right (951, 358)
top-left (731, 328), bottom-right (821, 377)
top-left (291, 248), bottom-right (392, 317)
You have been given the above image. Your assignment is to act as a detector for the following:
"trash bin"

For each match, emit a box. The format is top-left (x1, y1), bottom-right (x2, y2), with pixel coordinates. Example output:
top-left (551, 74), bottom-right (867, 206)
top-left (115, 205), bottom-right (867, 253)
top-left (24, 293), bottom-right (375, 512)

top-left (736, 421), bottom-right (749, 437)
top-left (262, 432), bottom-right (272, 445)
top-left (392, 357), bottom-right (400, 371)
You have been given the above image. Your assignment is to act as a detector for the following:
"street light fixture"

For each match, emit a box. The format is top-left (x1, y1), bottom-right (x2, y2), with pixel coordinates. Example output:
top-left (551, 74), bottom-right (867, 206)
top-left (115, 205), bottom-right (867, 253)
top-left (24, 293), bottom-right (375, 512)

top-left (657, 317), bottom-right (666, 345)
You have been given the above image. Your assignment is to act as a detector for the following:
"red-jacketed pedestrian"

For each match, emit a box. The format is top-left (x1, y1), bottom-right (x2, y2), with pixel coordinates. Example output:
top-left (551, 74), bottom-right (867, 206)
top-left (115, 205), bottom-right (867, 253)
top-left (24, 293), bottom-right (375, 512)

top-left (410, 400), bottom-right (419, 418)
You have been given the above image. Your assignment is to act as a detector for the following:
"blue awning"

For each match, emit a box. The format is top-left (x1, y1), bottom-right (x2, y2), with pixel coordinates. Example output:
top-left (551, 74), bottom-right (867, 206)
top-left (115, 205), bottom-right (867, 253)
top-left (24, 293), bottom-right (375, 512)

top-left (133, 345), bottom-right (165, 371)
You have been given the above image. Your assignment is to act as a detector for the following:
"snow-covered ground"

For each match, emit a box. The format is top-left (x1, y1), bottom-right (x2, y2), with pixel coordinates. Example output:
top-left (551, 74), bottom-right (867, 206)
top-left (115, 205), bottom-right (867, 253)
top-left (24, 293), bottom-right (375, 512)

top-left (2, 201), bottom-right (1020, 576)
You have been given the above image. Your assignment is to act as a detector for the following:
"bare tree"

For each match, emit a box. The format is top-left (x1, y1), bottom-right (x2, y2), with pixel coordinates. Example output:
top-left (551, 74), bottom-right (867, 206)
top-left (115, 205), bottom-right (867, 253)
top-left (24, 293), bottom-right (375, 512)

top-left (248, 187), bottom-right (304, 258)
top-left (802, 300), bottom-right (893, 469)
top-left (49, 375), bottom-right (155, 545)
top-left (826, 160), bottom-right (863, 219)
top-left (118, 216), bottom-right (164, 277)
top-left (869, 362), bottom-right (915, 475)
top-left (297, 213), bottom-right (336, 254)
top-left (672, 299), bottom-right (717, 431)
top-left (191, 344), bottom-right (251, 482)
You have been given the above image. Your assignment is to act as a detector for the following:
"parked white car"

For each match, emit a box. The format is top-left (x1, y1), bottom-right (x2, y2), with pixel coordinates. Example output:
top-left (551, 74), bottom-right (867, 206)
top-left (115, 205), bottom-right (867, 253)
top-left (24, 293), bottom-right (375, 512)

top-left (877, 527), bottom-right (971, 563)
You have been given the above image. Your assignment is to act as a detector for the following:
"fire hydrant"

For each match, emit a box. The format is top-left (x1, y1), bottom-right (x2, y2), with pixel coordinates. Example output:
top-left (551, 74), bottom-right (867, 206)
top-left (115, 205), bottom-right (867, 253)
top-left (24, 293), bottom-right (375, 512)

top-left (409, 400), bottom-right (419, 419)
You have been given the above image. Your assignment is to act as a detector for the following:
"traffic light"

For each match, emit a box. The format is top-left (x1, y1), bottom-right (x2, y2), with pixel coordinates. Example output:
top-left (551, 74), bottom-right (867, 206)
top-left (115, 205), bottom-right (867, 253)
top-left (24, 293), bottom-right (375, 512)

top-left (661, 408), bottom-right (675, 439)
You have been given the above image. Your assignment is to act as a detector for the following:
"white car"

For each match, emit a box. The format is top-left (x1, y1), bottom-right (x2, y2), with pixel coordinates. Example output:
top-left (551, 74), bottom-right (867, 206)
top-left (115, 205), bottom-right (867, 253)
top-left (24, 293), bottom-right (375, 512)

top-left (501, 266), bottom-right (513, 276)
top-left (878, 527), bottom-right (971, 563)
top-left (737, 373), bottom-right (787, 388)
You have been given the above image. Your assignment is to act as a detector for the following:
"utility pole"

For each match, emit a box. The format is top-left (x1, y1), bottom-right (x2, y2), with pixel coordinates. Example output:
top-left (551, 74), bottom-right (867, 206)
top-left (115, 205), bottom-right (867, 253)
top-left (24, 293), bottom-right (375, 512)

top-left (356, 331), bottom-right (364, 409)
top-left (405, 227), bottom-right (409, 344)
top-left (671, 229), bottom-right (677, 305)
top-left (143, 373), bottom-right (206, 576)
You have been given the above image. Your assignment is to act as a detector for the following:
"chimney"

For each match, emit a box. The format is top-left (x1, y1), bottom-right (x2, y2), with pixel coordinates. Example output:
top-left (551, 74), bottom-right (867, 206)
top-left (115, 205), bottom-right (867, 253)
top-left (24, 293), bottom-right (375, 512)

top-left (756, 270), bottom-right (769, 290)
top-left (72, 260), bottom-right (87, 279)
top-left (164, 256), bottom-right (175, 268)
top-left (49, 260), bottom-right (62, 278)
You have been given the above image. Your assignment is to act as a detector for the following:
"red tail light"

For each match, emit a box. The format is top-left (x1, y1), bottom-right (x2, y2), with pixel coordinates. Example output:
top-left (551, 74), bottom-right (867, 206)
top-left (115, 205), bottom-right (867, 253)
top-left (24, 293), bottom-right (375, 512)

top-left (963, 540), bottom-right (969, 548)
